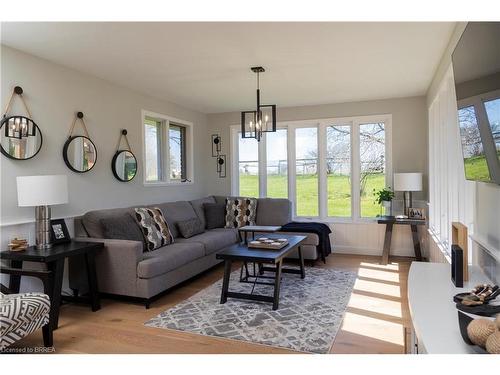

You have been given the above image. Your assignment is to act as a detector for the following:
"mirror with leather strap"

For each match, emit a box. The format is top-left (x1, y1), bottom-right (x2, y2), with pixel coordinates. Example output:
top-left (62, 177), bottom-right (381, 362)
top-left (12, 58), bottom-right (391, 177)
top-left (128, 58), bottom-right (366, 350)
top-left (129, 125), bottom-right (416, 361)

top-left (112, 129), bottom-right (137, 182)
top-left (62, 111), bottom-right (97, 173)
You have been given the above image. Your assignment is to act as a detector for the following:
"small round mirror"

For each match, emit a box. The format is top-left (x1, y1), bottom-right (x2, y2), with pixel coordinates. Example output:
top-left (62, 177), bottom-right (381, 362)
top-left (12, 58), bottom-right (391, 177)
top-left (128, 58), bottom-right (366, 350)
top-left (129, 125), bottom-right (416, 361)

top-left (112, 150), bottom-right (137, 182)
top-left (0, 116), bottom-right (43, 160)
top-left (63, 135), bottom-right (97, 173)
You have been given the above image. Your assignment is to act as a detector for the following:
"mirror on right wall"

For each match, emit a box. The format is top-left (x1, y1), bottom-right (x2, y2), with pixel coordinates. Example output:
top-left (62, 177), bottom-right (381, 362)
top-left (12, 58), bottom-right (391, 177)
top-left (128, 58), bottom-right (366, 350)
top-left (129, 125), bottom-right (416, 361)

top-left (111, 129), bottom-right (137, 182)
top-left (452, 22), bottom-right (500, 185)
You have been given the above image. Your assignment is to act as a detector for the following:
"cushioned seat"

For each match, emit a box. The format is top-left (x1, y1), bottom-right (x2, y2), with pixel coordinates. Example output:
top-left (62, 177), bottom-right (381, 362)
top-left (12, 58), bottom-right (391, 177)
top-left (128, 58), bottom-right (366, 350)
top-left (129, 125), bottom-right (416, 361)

top-left (176, 229), bottom-right (239, 255)
top-left (137, 242), bottom-right (205, 279)
top-left (0, 292), bottom-right (50, 350)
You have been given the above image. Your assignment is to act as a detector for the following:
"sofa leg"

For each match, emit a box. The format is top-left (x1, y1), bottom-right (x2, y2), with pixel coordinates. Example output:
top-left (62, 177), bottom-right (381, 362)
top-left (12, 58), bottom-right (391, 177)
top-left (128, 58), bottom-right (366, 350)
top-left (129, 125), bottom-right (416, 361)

top-left (42, 323), bottom-right (53, 347)
top-left (145, 299), bottom-right (151, 309)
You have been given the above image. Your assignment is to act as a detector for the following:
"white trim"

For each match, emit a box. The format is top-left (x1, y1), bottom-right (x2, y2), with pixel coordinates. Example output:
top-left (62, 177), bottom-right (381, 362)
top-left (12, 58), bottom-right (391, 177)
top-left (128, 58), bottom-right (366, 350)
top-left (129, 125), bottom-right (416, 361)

top-left (141, 109), bottom-right (194, 186)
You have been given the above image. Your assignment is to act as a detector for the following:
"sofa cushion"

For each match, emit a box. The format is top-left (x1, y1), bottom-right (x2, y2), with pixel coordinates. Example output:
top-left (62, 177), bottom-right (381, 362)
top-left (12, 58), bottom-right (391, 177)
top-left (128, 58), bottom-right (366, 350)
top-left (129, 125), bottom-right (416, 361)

top-left (157, 201), bottom-right (198, 238)
top-left (276, 231), bottom-right (319, 246)
top-left (177, 218), bottom-right (205, 238)
top-left (189, 196), bottom-right (216, 229)
top-left (100, 214), bottom-right (145, 246)
top-left (225, 197), bottom-right (257, 228)
top-left (176, 229), bottom-right (238, 255)
top-left (82, 207), bottom-right (135, 238)
top-left (137, 242), bottom-right (205, 279)
top-left (256, 198), bottom-right (292, 226)
top-left (135, 207), bottom-right (174, 251)
top-left (204, 203), bottom-right (226, 229)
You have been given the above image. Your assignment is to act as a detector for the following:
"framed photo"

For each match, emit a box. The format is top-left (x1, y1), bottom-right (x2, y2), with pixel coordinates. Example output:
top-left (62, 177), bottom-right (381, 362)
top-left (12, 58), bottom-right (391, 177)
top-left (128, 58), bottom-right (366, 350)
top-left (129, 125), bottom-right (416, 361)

top-left (408, 207), bottom-right (426, 220)
top-left (50, 219), bottom-right (71, 244)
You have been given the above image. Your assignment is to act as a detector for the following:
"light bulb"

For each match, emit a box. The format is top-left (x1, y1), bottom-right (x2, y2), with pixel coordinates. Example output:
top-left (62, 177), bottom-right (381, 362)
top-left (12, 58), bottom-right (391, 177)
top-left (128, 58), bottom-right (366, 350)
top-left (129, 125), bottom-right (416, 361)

top-left (249, 121), bottom-right (253, 129)
top-left (265, 115), bottom-right (269, 122)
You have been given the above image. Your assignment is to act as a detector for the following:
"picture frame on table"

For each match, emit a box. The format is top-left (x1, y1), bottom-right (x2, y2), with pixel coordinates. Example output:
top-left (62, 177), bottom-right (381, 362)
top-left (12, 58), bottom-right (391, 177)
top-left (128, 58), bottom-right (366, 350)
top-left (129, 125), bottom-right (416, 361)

top-left (408, 207), bottom-right (426, 220)
top-left (50, 218), bottom-right (71, 244)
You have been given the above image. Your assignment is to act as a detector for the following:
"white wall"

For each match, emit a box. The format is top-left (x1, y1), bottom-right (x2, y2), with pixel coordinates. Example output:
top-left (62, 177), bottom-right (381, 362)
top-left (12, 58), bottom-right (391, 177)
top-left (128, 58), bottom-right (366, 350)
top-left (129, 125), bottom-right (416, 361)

top-left (426, 23), bottom-right (500, 283)
top-left (205, 96), bottom-right (429, 257)
top-left (0, 46), bottom-right (209, 233)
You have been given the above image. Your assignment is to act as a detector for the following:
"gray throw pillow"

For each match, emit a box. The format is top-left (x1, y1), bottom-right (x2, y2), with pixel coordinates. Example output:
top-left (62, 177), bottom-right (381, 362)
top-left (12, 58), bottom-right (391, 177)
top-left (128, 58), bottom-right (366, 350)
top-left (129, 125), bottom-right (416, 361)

top-left (177, 218), bottom-right (205, 238)
top-left (203, 203), bottom-right (225, 229)
top-left (100, 214), bottom-right (145, 247)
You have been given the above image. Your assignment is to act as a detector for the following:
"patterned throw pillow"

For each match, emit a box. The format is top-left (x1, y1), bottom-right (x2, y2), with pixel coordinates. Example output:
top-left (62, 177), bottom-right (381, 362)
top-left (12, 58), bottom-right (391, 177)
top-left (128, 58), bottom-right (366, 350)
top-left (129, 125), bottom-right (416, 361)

top-left (134, 207), bottom-right (174, 252)
top-left (224, 197), bottom-right (257, 228)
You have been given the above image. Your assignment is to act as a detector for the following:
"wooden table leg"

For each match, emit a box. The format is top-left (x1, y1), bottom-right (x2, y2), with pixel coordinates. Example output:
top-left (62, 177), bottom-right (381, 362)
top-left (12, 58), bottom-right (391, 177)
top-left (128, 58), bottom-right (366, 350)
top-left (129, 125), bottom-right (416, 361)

top-left (381, 222), bottom-right (394, 265)
top-left (85, 251), bottom-right (101, 311)
top-left (411, 225), bottom-right (423, 261)
top-left (297, 247), bottom-right (306, 279)
top-left (220, 260), bottom-right (232, 304)
top-left (272, 260), bottom-right (283, 310)
top-left (47, 259), bottom-right (65, 330)
top-left (9, 260), bottom-right (22, 293)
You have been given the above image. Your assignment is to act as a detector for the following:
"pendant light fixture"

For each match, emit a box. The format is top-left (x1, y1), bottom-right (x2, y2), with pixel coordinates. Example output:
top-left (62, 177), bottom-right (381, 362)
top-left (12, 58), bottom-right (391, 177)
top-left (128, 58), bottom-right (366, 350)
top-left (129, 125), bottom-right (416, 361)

top-left (241, 66), bottom-right (276, 141)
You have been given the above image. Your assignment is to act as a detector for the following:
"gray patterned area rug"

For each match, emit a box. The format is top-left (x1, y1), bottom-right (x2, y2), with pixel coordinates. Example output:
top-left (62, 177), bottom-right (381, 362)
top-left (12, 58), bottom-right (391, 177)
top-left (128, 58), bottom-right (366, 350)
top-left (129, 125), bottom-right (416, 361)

top-left (145, 267), bottom-right (356, 353)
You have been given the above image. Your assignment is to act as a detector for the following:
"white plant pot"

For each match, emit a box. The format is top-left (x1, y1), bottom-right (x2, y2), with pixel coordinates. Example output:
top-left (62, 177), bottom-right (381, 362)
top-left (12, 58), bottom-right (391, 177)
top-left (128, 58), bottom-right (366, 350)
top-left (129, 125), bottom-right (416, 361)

top-left (382, 201), bottom-right (392, 216)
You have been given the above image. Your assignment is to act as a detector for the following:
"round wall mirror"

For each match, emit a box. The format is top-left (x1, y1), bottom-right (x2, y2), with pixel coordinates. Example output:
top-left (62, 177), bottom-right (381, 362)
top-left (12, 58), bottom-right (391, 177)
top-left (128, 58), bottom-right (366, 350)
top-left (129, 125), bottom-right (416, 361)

top-left (63, 135), bottom-right (97, 173)
top-left (112, 150), bottom-right (137, 182)
top-left (0, 116), bottom-right (43, 160)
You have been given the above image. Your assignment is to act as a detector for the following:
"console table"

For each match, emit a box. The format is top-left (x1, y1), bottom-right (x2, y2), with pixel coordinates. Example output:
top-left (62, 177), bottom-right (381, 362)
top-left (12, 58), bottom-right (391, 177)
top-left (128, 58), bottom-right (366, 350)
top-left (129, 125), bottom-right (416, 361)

top-left (377, 216), bottom-right (425, 264)
top-left (408, 262), bottom-right (491, 353)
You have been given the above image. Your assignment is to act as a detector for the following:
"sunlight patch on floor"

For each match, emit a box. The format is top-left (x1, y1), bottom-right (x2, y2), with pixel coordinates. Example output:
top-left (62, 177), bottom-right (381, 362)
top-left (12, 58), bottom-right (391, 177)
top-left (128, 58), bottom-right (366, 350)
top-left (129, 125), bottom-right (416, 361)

top-left (353, 278), bottom-right (401, 298)
top-left (357, 267), bottom-right (401, 283)
top-left (340, 311), bottom-right (405, 346)
top-left (348, 292), bottom-right (403, 319)
top-left (359, 262), bottom-right (400, 271)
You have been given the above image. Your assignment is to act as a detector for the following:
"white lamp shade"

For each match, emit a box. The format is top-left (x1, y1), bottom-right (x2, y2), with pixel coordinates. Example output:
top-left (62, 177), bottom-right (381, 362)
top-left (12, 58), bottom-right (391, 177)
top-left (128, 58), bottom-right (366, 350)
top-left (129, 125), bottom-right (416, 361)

top-left (393, 173), bottom-right (422, 191)
top-left (17, 175), bottom-right (69, 207)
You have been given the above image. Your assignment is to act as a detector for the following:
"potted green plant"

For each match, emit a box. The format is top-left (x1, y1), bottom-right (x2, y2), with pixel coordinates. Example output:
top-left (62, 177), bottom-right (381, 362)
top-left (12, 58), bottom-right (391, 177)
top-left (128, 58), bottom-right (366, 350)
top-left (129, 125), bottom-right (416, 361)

top-left (374, 187), bottom-right (395, 216)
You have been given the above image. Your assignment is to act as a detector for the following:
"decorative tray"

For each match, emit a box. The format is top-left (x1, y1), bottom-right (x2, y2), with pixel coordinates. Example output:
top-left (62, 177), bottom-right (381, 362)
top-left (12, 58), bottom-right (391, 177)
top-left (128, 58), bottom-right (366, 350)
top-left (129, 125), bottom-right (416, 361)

top-left (248, 237), bottom-right (289, 250)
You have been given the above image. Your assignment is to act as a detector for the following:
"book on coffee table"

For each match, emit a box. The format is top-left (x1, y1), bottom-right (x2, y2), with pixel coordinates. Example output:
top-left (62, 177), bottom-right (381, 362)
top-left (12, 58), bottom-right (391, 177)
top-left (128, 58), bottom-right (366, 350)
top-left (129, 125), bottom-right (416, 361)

top-left (247, 237), bottom-right (289, 250)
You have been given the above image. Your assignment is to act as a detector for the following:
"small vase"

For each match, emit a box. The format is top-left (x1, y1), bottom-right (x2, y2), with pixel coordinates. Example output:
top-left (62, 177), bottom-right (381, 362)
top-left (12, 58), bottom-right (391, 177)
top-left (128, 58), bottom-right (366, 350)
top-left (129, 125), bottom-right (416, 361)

top-left (382, 201), bottom-right (392, 216)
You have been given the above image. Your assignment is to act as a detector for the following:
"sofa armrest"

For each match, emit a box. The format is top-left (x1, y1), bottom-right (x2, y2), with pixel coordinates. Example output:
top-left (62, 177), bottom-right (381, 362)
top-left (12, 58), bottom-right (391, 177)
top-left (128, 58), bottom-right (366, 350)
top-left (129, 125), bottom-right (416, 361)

top-left (70, 237), bottom-right (143, 297)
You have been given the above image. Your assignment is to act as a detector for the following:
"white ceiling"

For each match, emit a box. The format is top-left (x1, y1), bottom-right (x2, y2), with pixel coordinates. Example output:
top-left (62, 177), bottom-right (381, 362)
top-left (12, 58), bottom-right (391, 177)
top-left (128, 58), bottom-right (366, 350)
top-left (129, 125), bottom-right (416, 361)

top-left (1, 22), bottom-right (455, 113)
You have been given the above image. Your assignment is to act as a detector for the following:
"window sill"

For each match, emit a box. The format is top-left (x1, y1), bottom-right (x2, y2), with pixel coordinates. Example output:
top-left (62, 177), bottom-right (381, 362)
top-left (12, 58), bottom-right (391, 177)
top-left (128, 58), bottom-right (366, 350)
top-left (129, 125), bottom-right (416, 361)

top-left (143, 181), bottom-right (194, 187)
top-left (293, 217), bottom-right (379, 224)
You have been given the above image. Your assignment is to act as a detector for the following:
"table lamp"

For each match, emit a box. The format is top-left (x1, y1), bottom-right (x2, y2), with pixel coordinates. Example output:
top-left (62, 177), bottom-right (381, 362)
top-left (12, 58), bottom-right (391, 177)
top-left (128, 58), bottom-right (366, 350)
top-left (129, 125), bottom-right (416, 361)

top-left (16, 175), bottom-right (69, 249)
top-left (394, 172), bottom-right (422, 218)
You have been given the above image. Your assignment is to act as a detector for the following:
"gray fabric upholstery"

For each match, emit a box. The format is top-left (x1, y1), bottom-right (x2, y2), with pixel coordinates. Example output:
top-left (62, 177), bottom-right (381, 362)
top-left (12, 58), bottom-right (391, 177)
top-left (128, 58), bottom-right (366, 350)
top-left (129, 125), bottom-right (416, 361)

top-left (256, 198), bottom-right (292, 226)
top-left (137, 242), bottom-right (205, 279)
top-left (189, 196), bottom-right (216, 229)
top-left (157, 201), bottom-right (198, 238)
top-left (176, 228), bottom-right (238, 255)
top-left (82, 207), bottom-right (135, 238)
top-left (204, 203), bottom-right (226, 229)
top-left (100, 214), bottom-right (144, 245)
top-left (177, 218), bottom-right (205, 238)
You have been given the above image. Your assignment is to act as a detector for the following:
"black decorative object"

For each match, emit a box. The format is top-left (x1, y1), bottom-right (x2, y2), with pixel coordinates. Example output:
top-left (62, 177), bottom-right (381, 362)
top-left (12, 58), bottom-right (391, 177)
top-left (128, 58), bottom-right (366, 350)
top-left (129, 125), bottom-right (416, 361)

top-left (63, 111), bottom-right (97, 173)
top-left (0, 86), bottom-right (43, 160)
top-left (211, 133), bottom-right (226, 178)
top-left (241, 67), bottom-right (277, 141)
top-left (50, 219), bottom-right (71, 244)
top-left (451, 244), bottom-right (464, 287)
top-left (112, 129), bottom-right (137, 182)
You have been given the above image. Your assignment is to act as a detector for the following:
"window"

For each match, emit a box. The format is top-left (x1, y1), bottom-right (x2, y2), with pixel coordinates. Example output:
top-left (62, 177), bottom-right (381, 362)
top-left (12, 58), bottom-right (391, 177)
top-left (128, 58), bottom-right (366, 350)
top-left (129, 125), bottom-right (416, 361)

top-left (359, 123), bottom-right (386, 217)
top-left (238, 135), bottom-right (259, 197)
top-left (295, 127), bottom-right (318, 217)
top-left (231, 115), bottom-right (391, 221)
top-left (142, 111), bottom-right (192, 185)
top-left (266, 129), bottom-right (288, 198)
top-left (484, 97), bottom-right (500, 164)
top-left (327, 125), bottom-right (351, 217)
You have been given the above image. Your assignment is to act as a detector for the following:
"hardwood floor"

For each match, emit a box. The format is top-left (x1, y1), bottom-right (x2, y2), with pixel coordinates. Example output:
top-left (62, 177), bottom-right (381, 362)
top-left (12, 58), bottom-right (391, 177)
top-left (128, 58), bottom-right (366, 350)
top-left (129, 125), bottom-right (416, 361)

top-left (12, 253), bottom-right (413, 354)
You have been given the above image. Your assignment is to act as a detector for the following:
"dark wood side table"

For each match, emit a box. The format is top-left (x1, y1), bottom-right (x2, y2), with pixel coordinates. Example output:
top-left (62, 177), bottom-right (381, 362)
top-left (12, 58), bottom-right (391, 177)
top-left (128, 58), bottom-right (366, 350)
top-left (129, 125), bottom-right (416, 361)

top-left (377, 216), bottom-right (426, 265)
top-left (0, 241), bottom-right (104, 331)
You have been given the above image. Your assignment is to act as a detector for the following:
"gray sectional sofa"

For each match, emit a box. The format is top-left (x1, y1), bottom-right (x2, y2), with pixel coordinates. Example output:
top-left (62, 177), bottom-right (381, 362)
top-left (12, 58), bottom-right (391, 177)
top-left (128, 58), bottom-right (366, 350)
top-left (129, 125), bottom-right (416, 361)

top-left (69, 196), bottom-right (321, 308)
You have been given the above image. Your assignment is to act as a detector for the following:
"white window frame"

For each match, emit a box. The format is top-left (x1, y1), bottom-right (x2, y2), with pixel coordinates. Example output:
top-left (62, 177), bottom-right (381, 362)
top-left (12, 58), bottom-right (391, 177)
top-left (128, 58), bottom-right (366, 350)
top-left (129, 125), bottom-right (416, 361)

top-left (141, 110), bottom-right (194, 186)
top-left (230, 114), bottom-right (392, 223)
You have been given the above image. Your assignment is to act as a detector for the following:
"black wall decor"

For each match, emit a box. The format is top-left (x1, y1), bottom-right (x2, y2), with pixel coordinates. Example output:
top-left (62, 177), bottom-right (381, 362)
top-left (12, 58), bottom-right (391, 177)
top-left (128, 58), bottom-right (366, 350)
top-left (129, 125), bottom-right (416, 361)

top-left (0, 86), bottom-right (43, 160)
top-left (211, 134), bottom-right (225, 178)
top-left (112, 129), bottom-right (137, 182)
top-left (63, 111), bottom-right (97, 173)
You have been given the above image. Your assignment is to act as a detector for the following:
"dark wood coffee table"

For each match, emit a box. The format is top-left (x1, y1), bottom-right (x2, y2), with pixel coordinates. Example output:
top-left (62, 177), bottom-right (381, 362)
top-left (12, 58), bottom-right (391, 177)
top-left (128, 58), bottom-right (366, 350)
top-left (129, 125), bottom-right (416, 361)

top-left (216, 234), bottom-right (306, 310)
